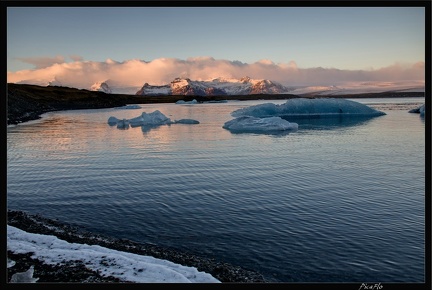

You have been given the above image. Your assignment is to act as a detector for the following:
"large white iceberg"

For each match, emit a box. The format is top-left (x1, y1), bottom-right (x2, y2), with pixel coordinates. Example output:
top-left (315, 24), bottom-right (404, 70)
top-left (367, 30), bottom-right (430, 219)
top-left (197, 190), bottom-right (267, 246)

top-left (231, 98), bottom-right (386, 118)
top-left (223, 116), bottom-right (298, 133)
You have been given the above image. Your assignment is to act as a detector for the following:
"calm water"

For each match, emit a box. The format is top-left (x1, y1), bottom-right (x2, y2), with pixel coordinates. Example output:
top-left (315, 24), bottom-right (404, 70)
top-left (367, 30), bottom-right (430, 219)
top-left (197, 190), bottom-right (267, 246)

top-left (7, 97), bottom-right (426, 282)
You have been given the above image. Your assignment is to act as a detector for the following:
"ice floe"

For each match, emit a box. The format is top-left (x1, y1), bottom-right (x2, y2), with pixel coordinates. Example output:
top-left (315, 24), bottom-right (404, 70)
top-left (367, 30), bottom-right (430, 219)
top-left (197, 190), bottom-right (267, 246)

top-left (174, 119), bottom-right (200, 124)
top-left (223, 116), bottom-right (298, 134)
top-left (176, 99), bottom-right (198, 104)
top-left (120, 104), bottom-right (142, 109)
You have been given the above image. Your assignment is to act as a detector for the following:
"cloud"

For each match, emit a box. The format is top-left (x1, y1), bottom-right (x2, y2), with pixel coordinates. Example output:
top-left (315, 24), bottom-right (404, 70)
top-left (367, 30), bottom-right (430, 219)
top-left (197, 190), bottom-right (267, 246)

top-left (7, 57), bottom-right (425, 92)
top-left (69, 55), bottom-right (84, 62)
top-left (15, 55), bottom-right (66, 69)
top-left (255, 59), bottom-right (276, 66)
top-left (370, 62), bottom-right (425, 81)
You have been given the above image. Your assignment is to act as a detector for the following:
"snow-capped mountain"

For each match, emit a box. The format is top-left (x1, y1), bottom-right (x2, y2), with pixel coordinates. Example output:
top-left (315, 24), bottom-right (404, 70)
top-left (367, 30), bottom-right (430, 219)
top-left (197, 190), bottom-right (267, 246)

top-left (288, 81), bottom-right (425, 95)
top-left (135, 77), bottom-right (293, 96)
top-left (15, 76), bottom-right (423, 96)
top-left (46, 77), bottom-right (63, 87)
top-left (90, 81), bottom-right (113, 94)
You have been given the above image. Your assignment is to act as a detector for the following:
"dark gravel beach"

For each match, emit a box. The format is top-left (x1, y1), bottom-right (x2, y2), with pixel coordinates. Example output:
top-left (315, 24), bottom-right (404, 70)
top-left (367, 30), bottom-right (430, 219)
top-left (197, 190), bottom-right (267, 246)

top-left (7, 210), bottom-right (267, 283)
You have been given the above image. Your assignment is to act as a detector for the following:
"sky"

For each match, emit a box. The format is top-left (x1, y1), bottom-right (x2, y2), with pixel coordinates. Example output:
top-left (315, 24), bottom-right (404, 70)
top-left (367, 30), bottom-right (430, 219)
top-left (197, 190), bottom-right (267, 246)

top-left (6, 6), bottom-right (426, 90)
top-left (7, 225), bottom-right (220, 283)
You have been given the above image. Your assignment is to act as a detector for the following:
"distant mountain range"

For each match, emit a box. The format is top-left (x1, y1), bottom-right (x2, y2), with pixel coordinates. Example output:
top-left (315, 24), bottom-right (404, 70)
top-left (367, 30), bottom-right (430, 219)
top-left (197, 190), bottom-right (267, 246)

top-left (89, 77), bottom-right (293, 96)
top-left (84, 77), bottom-right (425, 96)
top-left (134, 76), bottom-right (293, 96)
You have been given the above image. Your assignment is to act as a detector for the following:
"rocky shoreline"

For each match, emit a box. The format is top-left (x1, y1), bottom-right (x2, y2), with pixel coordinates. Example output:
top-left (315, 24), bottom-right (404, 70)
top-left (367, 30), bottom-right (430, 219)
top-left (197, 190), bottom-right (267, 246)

top-left (7, 210), bottom-right (267, 283)
top-left (6, 83), bottom-right (295, 125)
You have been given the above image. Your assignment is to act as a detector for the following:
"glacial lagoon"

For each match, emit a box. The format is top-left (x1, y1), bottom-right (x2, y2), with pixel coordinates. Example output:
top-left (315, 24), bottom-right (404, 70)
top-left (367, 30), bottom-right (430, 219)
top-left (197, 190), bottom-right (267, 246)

top-left (7, 97), bottom-right (426, 282)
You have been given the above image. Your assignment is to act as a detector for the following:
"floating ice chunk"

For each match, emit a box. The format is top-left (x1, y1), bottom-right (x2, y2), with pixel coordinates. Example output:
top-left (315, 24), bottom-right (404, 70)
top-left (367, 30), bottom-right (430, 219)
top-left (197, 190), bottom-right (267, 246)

top-left (121, 104), bottom-right (142, 109)
top-left (409, 104), bottom-right (425, 116)
top-left (109, 111), bottom-right (200, 130)
top-left (128, 117), bottom-right (143, 127)
top-left (138, 110), bottom-right (172, 126)
top-left (108, 116), bottom-right (121, 126)
top-left (10, 265), bottom-right (39, 283)
top-left (223, 116), bottom-right (298, 133)
top-left (176, 99), bottom-right (198, 104)
top-left (206, 100), bottom-right (228, 103)
top-left (109, 110), bottom-right (173, 129)
top-left (420, 105), bottom-right (425, 116)
top-left (117, 119), bottom-right (130, 129)
top-left (174, 119), bottom-right (200, 124)
top-left (231, 98), bottom-right (386, 118)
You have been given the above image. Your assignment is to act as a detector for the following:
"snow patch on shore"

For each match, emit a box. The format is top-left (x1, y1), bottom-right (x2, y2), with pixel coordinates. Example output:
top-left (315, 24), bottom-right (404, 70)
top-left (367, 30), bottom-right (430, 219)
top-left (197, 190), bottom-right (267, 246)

top-left (7, 225), bottom-right (220, 283)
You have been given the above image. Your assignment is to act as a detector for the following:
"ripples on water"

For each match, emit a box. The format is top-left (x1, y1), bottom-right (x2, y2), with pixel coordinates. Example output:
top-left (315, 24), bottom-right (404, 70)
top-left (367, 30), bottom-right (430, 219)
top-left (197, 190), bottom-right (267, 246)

top-left (7, 98), bottom-right (426, 282)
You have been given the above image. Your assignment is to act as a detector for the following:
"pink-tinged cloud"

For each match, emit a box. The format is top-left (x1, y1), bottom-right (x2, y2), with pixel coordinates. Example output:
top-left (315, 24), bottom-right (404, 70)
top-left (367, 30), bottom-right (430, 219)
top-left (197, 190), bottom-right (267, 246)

top-left (7, 57), bottom-right (425, 93)
top-left (15, 55), bottom-right (66, 69)
top-left (69, 55), bottom-right (84, 62)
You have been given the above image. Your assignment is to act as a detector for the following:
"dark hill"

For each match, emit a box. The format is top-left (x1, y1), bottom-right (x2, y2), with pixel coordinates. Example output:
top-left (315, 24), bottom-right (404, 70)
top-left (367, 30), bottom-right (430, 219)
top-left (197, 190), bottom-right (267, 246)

top-left (7, 84), bottom-right (194, 125)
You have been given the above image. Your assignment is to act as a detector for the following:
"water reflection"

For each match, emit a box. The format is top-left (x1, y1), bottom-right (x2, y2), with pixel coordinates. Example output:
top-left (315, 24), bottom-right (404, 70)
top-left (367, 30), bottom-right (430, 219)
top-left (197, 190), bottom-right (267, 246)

top-left (8, 99), bottom-right (425, 283)
top-left (225, 128), bottom-right (298, 136)
top-left (281, 114), bottom-right (385, 130)
top-left (141, 124), bottom-right (169, 134)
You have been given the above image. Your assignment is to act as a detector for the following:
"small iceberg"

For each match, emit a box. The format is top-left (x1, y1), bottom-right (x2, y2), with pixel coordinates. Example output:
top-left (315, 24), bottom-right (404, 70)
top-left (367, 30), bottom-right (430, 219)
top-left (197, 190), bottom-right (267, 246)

top-left (176, 99), bottom-right (198, 104)
top-left (206, 100), bottom-right (228, 103)
top-left (108, 110), bottom-right (199, 131)
top-left (174, 119), bottom-right (200, 124)
top-left (231, 98), bottom-right (386, 119)
top-left (409, 104), bottom-right (425, 117)
top-left (128, 110), bottom-right (173, 127)
top-left (116, 119), bottom-right (130, 129)
top-left (121, 104), bottom-right (142, 109)
top-left (108, 116), bottom-right (120, 126)
top-left (223, 116), bottom-right (298, 134)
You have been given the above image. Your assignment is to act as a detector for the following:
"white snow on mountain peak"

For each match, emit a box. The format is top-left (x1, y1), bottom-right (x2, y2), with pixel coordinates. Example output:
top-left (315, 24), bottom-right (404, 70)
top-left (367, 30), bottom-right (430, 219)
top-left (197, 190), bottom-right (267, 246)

top-left (46, 77), bottom-right (63, 87)
top-left (19, 74), bottom-right (423, 96)
top-left (135, 76), bottom-right (292, 96)
top-left (90, 81), bottom-right (113, 94)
